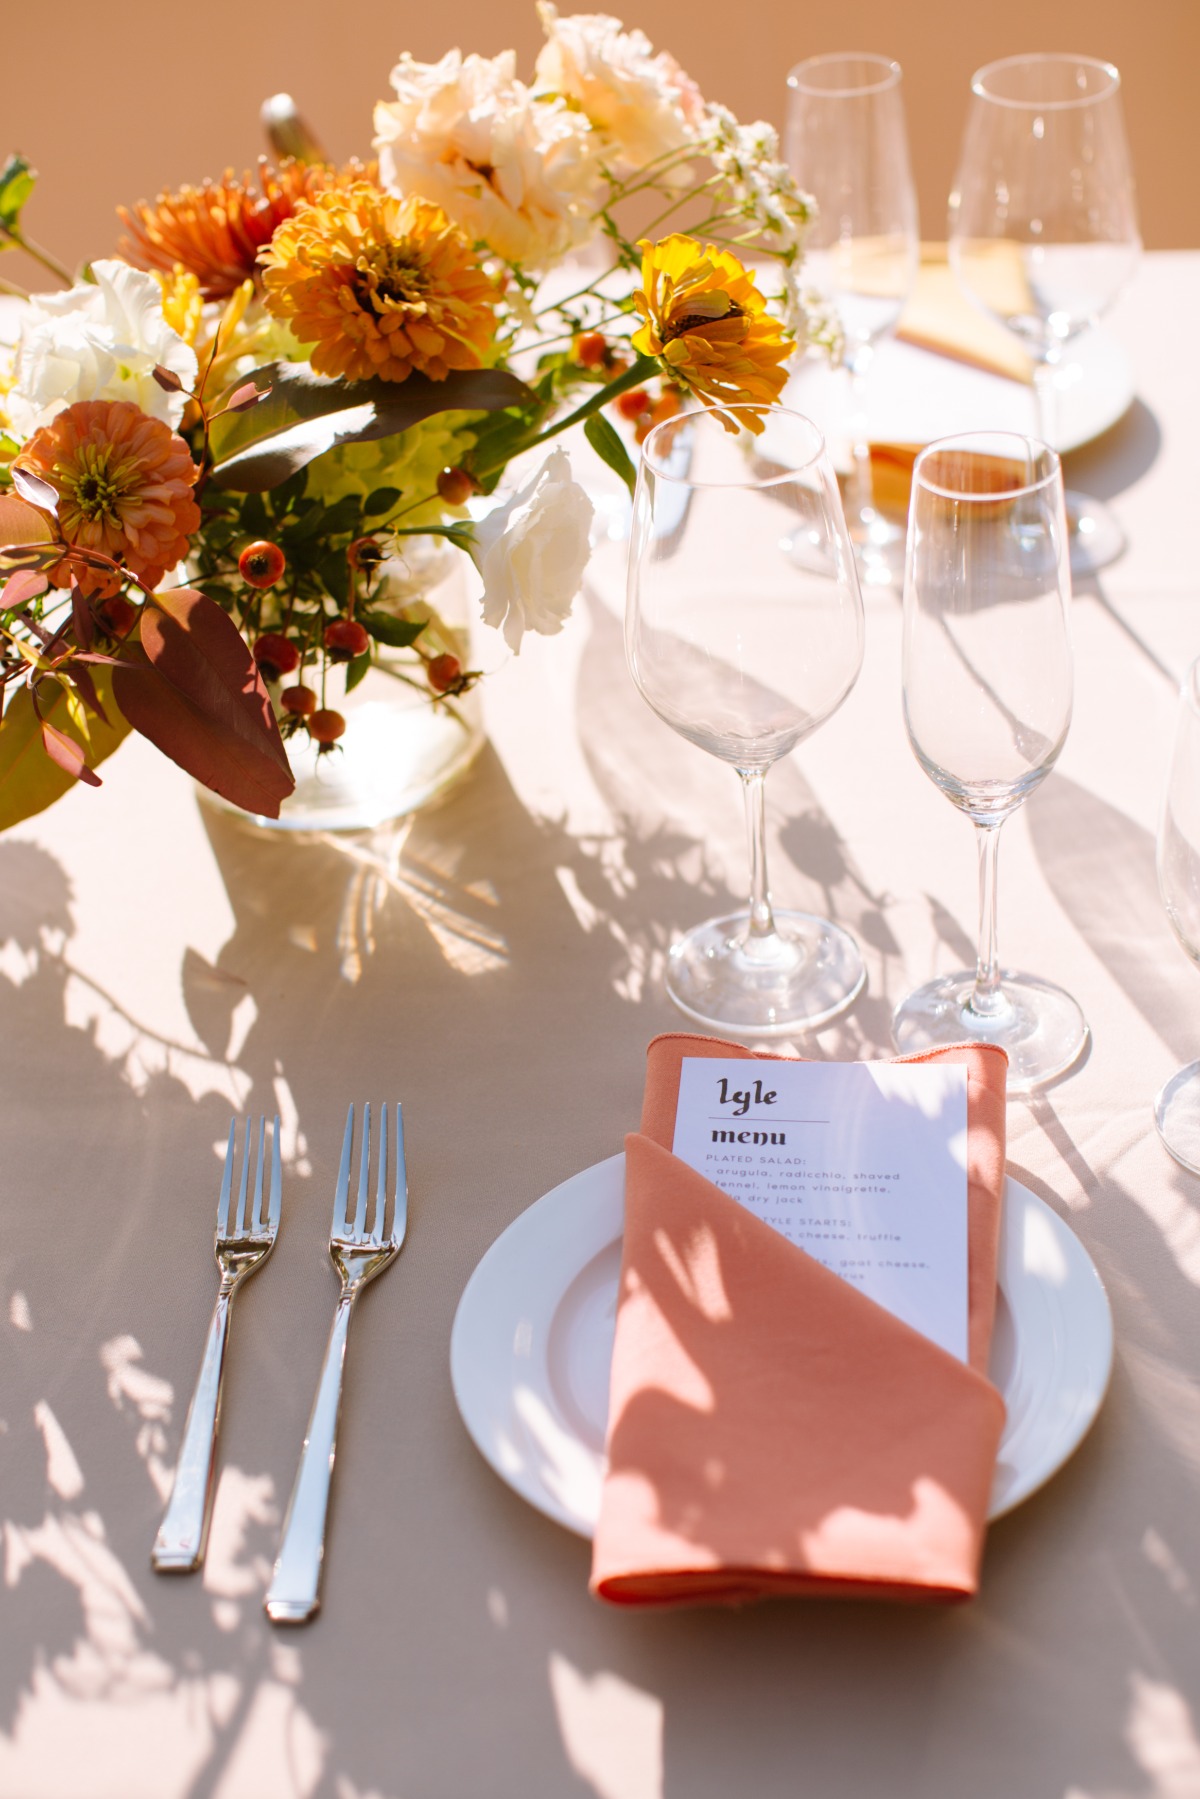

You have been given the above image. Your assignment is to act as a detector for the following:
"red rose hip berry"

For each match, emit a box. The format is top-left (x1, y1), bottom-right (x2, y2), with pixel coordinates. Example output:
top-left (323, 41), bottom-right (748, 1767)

top-left (436, 465), bottom-right (475, 506)
top-left (323, 618), bottom-right (370, 661)
top-left (308, 708), bottom-right (346, 745)
top-left (281, 684), bottom-right (317, 716)
top-left (252, 633), bottom-right (301, 681)
top-left (427, 653), bottom-right (462, 694)
top-left (239, 540), bottom-right (287, 588)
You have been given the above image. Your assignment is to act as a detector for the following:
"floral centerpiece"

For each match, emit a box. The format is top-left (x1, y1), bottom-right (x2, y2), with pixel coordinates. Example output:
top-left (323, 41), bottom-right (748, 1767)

top-left (0, 5), bottom-right (819, 828)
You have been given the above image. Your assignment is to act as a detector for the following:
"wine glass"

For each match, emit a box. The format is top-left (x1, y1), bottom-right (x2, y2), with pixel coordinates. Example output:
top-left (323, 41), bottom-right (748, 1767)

top-left (892, 430), bottom-right (1088, 1092)
top-left (1155, 658), bottom-right (1200, 1171)
top-left (626, 405), bottom-right (866, 1035)
top-left (948, 54), bottom-right (1141, 575)
top-left (785, 53), bottom-right (919, 588)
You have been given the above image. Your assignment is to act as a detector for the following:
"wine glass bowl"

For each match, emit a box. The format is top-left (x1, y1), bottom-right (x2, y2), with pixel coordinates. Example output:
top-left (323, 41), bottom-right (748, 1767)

top-left (892, 431), bottom-right (1088, 1091)
top-left (1155, 658), bottom-right (1200, 1171)
top-left (626, 405), bottom-right (866, 1035)
top-left (785, 53), bottom-right (919, 586)
top-left (948, 54), bottom-right (1141, 573)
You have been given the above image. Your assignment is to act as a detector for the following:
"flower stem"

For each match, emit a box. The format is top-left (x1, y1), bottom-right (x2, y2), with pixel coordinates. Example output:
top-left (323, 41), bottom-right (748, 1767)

top-left (0, 225), bottom-right (72, 286)
top-left (474, 355), bottom-right (658, 475)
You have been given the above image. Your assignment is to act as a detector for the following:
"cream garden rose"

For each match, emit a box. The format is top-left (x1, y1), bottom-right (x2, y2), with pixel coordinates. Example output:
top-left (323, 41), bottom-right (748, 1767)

top-left (7, 260), bottom-right (198, 436)
top-left (469, 448), bottom-right (594, 651)
top-left (534, 3), bottom-right (705, 173)
top-left (374, 49), bottom-right (604, 268)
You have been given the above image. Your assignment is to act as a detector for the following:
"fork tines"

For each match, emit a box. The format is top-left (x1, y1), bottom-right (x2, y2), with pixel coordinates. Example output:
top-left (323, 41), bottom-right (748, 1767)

top-left (334, 1103), bottom-right (407, 1247)
top-left (217, 1114), bottom-right (282, 1238)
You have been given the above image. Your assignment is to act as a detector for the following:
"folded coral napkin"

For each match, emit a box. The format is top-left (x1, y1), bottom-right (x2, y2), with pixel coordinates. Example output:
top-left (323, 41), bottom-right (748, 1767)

top-left (590, 1033), bottom-right (1008, 1608)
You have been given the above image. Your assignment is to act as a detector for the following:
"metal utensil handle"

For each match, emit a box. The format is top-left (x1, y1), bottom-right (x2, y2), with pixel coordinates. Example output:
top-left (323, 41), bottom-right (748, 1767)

top-left (151, 1286), bottom-right (233, 1572)
top-left (265, 1293), bottom-right (354, 1623)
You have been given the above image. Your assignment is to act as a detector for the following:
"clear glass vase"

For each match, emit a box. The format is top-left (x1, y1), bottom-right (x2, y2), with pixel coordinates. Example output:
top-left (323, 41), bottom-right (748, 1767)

top-left (197, 554), bottom-right (484, 836)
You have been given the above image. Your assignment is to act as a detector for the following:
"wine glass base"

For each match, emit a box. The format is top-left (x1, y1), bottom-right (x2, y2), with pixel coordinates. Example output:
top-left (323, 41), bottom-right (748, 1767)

top-left (784, 507), bottom-right (903, 589)
top-left (665, 909), bottom-right (865, 1037)
top-left (1066, 489), bottom-right (1125, 577)
top-left (891, 968), bottom-right (1088, 1094)
top-left (1154, 1062), bottom-right (1200, 1174)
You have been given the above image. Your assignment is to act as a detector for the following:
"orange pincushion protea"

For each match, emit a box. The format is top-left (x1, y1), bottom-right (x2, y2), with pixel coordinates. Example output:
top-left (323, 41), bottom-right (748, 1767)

top-left (118, 159), bottom-right (372, 301)
top-left (260, 186), bottom-right (497, 384)
top-left (17, 401), bottom-right (201, 597)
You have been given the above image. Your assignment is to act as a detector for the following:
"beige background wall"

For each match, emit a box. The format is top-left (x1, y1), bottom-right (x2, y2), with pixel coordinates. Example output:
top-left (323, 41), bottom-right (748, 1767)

top-left (1, 0), bottom-right (1195, 292)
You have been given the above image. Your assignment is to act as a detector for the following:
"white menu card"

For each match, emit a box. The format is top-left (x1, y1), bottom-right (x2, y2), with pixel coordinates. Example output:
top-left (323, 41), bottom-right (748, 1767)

top-left (671, 1057), bottom-right (969, 1362)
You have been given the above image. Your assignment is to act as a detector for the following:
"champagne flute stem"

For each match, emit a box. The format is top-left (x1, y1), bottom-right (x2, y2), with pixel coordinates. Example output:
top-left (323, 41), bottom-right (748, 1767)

top-left (971, 821), bottom-right (1005, 1017)
top-left (844, 342), bottom-right (875, 526)
top-left (739, 768), bottom-right (777, 941)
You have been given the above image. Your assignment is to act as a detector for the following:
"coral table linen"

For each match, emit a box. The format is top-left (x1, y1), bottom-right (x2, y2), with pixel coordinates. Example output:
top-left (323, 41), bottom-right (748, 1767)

top-left (590, 1034), bottom-right (1009, 1608)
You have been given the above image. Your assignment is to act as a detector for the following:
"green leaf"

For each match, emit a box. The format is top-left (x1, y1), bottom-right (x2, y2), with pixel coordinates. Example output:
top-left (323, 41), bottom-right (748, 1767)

top-left (0, 670), bottom-right (131, 831)
top-left (0, 154), bottom-right (35, 233)
top-left (363, 487), bottom-right (400, 517)
top-left (208, 361), bottom-right (537, 493)
top-left (360, 610), bottom-right (426, 650)
top-left (315, 548), bottom-right (350, 608)
top-left (584, 412), bottom-right (638, 498)
top-left (344, 648), bottom-right (371, 694)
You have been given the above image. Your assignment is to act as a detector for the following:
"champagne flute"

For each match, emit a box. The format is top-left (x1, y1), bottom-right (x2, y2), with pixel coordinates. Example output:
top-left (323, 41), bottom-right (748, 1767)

top-left (1155, 658), bottom-right (1200, 1171)
top-left (948, 54), bottom-right (1141, 575)
top-left (892, 431), bottom-right (1088, 1092)
top-left (785, 53), bottom-right (919, 587)
top-left (626, 405), bottom-right (865, 1035)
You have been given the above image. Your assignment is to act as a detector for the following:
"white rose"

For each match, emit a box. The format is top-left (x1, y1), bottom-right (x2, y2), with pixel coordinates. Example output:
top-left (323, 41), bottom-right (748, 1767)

top-left (469, 448), bottom-right (594, 652)
top-left (374, 49), bottom-right (604, 268)
top-left (534, 4), bottom-right (705, 174)
top-left (7, 259), bottom-right (197, 437)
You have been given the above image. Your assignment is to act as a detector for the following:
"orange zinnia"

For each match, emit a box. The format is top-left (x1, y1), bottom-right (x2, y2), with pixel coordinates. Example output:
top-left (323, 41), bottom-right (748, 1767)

top-left (17, 401), bottom-right (201, 597)
top-left (260, 185), bottom-right (497, 384)
top-left (118, 158), bottom-right (372, 301)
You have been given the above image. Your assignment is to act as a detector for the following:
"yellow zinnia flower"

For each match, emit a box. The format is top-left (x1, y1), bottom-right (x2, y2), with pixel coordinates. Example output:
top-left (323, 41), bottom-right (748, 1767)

top-left (631, 235), bottom-right (794, 432)
top-left (260, 185), bottom-right (498, 385)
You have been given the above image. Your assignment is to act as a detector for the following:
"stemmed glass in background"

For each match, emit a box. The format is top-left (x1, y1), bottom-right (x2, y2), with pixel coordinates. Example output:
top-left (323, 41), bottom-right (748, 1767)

top-left (626, 405), bottom-right (865, 1036)
top-left (1155, 659), bottom-right (1200, 1171)
top-left (785, 54), bottom-right (919, 588)
top-left (948, 54), bottom-right (1141, 575)
top-left (892, 431), bottom-right (1088, 1092)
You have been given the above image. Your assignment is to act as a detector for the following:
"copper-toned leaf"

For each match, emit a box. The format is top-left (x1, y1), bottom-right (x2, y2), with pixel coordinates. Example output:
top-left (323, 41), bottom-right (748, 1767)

top-left (0, 494), bottom-right (56, 552)
top-left (69, 581), bottom-right (94, 649)
top-left (40, 717), bottom-right (102, 786)
top-left (152, 363), bottom-right (185, 393)
top-left (11, 465), bottom-right (58, 515)
top-left (1, 566), bottom-right (48, 610)
top-left (209, 361), bottom-right (536, 492)
top-left (0, 670), bottom-right (131, 831)
top-left (112, 588), bottom-right (294, 817)
top-left (64, 658), bottom-right (109, 724)
top-left (224, 381), bottom-right (269, 413)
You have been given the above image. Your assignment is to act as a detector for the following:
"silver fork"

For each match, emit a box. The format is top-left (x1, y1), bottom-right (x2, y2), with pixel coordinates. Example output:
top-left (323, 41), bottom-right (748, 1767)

top-left (265, 1102), bottom-right (407, 1624)
top-left (152, 1116), bottom-right (282, 1573)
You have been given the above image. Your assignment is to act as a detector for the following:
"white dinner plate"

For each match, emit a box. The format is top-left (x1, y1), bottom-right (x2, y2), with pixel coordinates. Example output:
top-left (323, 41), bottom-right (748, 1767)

top-left (451, 1154), bottom-right (1113, 1536)
top-left (767, 326), bottom-right (1133, 464)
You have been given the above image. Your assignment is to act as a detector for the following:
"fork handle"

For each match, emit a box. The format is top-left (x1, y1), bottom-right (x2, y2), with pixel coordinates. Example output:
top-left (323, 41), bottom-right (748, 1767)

top-left (265, 1292), bottom-right (354, 1623)
top-left (151, 1286), bottom-right (234, 1572)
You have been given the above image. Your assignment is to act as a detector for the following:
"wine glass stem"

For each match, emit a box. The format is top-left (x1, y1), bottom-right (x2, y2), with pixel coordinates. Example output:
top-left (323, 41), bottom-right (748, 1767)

top-left (740, 768), bottom-right (778, 941)
top-left (845, 341), bottom-right (875, 525)
top-left (972, 821), bottom-right (1006, 1017)
top-left (1033, 347), bottom-right (1062, 453)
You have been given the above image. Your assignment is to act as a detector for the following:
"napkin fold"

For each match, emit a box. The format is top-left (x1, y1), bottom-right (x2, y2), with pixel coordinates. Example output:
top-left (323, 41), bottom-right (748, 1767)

top-left (895, 243), bottom-right (1034, 384)
top-left (590, 1034), bottom-right (1008, 1609)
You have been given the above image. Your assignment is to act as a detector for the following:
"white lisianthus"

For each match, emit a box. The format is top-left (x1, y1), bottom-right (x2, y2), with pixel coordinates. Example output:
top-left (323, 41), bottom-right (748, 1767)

top-left (534, 3), bottom-right (705, 174)
top-left (374, 49), bottom-right (604, 268)
top-left (469, 448), bottom-right (594, 651)
top-left (7, 260), bottom-right (198, 437)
